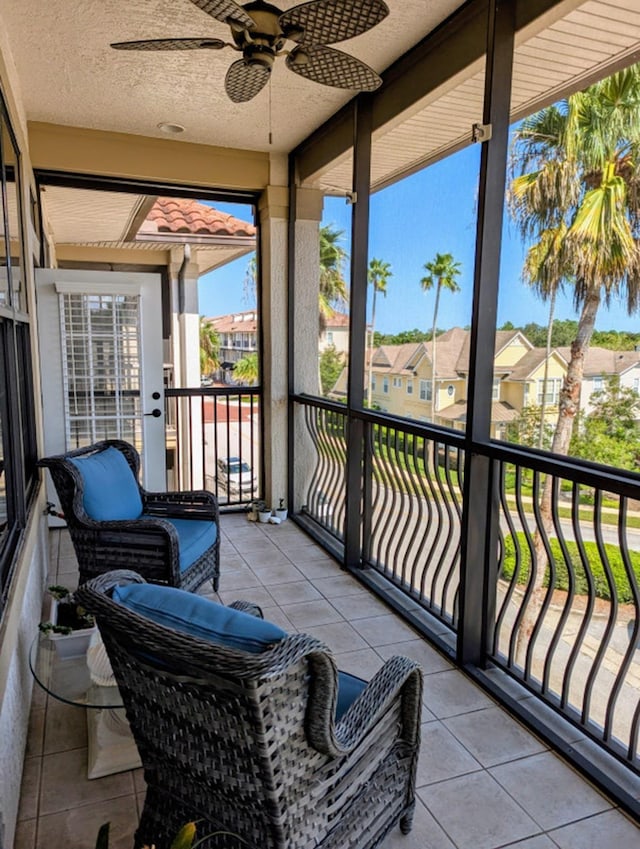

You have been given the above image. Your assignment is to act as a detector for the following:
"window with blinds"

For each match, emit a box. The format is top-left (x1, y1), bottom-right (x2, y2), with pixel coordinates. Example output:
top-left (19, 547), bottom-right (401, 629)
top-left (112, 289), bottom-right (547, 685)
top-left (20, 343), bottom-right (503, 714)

top-left (60, 292), bottom-right (143, 449)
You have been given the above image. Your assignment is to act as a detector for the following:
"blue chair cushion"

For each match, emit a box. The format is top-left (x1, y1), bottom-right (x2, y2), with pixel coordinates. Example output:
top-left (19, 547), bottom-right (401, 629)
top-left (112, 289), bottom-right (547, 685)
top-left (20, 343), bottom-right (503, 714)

top-left (111, 583), bottom-right (368, 717)
top-left (112, 583), bottom-right (287, 653)
top-left (336, 671), bottom-right (367, 721)
top-left (142, 516), bottom-right (218, 572)
top-left (70, 446), bottom-right (143, 521)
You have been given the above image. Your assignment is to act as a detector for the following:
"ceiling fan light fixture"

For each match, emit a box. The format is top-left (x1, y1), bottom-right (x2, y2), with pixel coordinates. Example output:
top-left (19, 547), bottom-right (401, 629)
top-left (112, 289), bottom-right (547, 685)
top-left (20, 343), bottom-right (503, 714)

top-left (244, 43), bottom-right (275, 70)
top-left (157, 122), bottom-right (185, 134)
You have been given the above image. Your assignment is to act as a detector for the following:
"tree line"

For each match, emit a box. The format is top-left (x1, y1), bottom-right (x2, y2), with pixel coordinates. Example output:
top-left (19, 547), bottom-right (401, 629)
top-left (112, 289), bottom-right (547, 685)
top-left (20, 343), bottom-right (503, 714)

top-left (498, 320), bottom-right (640, 351)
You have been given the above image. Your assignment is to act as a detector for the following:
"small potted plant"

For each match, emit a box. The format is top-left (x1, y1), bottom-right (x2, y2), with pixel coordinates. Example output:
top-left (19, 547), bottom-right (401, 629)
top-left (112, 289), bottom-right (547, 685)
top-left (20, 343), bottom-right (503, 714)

top-left (256, 500), bottom-right (272, 523)
top-left (39, 585), bottom-right (96, 659)
top-left (275, 498), bottom-right (287, 521)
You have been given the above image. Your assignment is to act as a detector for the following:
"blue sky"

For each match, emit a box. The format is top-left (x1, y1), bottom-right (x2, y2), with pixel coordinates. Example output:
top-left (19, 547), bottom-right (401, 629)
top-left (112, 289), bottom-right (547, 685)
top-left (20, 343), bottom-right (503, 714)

top-left (198, 145), bottom-right (639, 335)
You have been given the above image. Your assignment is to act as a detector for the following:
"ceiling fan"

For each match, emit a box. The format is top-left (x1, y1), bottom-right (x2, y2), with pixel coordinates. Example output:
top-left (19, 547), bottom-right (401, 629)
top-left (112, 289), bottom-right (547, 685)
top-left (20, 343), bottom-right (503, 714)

top-left (111, 0), bottom-right (389, 103)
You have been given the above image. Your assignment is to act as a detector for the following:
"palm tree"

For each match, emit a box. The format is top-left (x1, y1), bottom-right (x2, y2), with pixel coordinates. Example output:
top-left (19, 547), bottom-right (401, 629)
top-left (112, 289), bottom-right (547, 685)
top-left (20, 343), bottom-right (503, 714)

top-left (232, 352), bottom-right (259, 386)
top-left (319, 224), bottom-right (348, 331)
top-left (199, 317), bottom-right (220, 380)
top-left (420, 252), bottom-right (462, 422)
top-left (512, 222), bottom-right (570, 448)
top-left (512, 67), bottom-right (640, 459)
top-left (509, 64), bottom-right (640, 649)
top-left (367, 258), bottom-right (392, 405)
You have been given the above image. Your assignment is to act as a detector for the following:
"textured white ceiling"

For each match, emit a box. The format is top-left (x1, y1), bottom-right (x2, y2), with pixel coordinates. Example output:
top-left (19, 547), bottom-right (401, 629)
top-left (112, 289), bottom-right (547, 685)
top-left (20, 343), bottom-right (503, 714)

top-left (2, 0), bottom-right (465, 154)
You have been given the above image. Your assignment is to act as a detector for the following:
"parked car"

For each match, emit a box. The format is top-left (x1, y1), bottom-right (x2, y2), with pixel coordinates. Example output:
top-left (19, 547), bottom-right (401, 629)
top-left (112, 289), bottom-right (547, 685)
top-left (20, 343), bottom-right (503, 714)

top-left (216, 457), bottom-right (256, 494)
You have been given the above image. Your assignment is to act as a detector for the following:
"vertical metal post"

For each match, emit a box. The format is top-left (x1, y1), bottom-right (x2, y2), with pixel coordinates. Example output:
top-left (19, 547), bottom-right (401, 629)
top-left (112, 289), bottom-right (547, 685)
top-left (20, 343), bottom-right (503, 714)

top-left (458, 0), bottom-right (515, 666)
top-left (345, 95), bottom-right (372, 568)
top-left (286, 156), bottom-right (297, 511)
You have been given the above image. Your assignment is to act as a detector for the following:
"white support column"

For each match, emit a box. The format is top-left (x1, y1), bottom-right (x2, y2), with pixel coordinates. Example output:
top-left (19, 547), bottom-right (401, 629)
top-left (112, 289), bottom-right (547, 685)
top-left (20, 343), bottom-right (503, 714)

top-left (258, 182), bottom-right (289, 510)
top-left (170, 247), bottom-right (205, 489)
top-left (291, 187), bottom-right (324, 512)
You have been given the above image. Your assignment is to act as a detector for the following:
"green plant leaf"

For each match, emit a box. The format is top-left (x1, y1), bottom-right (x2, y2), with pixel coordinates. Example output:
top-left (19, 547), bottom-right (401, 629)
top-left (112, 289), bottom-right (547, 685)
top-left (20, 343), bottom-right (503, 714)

top-left (170, 822), bottom-right (197, 849)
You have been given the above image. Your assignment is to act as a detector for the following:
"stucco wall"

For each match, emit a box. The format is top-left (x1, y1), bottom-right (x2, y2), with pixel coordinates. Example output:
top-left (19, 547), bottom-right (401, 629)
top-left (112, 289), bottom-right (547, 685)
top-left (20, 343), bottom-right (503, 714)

top-left (0, 19), bottom-right (51, 847)
top-left (0, 514), bottom-right (48, 849)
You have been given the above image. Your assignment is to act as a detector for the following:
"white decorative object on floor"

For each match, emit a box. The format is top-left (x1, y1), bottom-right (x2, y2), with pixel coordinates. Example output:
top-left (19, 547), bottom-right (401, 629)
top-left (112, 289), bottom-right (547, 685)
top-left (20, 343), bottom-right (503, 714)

top-left (87, 629), bottom-right (116, 686)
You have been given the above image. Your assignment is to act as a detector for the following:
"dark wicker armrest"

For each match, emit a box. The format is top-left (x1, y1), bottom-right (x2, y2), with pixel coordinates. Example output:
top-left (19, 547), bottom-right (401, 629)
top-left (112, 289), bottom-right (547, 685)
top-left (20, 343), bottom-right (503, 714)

top-left (228, 600), bottom-right (264, 619)
top-left (308, 655), bottom-right (423, 758)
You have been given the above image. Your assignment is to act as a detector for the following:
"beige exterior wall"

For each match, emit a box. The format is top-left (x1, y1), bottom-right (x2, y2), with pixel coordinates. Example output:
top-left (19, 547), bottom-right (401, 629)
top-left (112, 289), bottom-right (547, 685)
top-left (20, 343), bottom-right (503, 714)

top-left (526, 358), bottom-right (566, 413)
top-left (435, 380), bottom-right (457, 413)
top-left (28, 123), bottom-right (270, 192)
top-left (373, 374), bottom-right (410, 413)
top-left (501, 381), bottom-right (523, 409)
top-left (320, 324), bottom-right (349, 355)
top-left (495, 336), bottom-right (530, 368)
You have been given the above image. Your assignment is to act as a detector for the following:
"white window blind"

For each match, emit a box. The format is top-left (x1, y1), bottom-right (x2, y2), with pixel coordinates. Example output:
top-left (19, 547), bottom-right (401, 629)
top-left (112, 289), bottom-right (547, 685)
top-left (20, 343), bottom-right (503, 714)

top-left (59, 292), bottom-right (143, 449)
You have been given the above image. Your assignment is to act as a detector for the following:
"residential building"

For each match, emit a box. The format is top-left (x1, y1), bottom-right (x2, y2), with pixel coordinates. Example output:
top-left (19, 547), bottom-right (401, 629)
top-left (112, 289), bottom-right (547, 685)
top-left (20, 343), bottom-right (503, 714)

top-left (338, 327), bottom-right (570, 438)
top-left (557, 346), bottom-right (640, 418)
top-left (207, 309), bottom-right (259, 378)
top-left (319, 310), bottom-right (350, 355)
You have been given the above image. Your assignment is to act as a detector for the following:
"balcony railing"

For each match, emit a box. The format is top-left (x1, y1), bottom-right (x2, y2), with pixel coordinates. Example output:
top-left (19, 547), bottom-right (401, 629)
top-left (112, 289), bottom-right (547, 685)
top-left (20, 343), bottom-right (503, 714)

top-left (293, 396), bottom-right (640, 783)
top-left (491, 444), bottom-right (640, 773)
top-left (165, 386), bottom-right (261, 508)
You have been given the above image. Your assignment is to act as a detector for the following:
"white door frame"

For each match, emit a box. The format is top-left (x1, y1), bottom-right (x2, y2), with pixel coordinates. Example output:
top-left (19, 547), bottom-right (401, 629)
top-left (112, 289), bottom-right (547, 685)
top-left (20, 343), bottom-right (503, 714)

top-left (36, 268), bottom-right (166, 495)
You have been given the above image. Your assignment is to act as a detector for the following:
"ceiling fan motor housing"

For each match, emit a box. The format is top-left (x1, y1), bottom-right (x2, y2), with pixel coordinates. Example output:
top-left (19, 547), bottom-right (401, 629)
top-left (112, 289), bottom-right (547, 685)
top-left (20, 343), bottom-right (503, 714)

top-left (232, 1), bottom-right (287, 68)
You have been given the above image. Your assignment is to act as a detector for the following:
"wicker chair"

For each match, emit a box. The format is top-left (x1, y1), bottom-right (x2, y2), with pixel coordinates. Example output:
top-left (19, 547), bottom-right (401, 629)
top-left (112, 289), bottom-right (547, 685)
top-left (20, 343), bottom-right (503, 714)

top-left (76, 570), bottom-right (423, 849)
top-left (39, 440), bottom-right (220, 591)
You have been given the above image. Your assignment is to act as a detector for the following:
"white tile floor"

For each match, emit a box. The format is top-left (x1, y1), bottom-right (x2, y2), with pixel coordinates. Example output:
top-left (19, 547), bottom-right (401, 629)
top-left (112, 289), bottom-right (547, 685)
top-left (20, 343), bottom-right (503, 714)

top-left (15, 515), bottom-right (640, 849)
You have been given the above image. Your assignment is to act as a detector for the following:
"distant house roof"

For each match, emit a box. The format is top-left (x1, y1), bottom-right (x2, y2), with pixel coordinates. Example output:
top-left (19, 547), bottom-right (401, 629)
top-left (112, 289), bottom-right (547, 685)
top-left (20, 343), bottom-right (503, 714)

top-left (437, 400), bottom-right (519, 424)
top-left (372, 343), bottom-right (424, 374)
top-left (557, 346), bottom-right (640, 377)
top-left (455, 329), bottom-right (530, 374)
top-left (506, 348), bottom-right (565, 381)
top-left (207, 310), bottom-right (257, 334)
top-left (324, 310), bottom-right (349, 328)
top-left (139, 197), bottom-right (256, 239)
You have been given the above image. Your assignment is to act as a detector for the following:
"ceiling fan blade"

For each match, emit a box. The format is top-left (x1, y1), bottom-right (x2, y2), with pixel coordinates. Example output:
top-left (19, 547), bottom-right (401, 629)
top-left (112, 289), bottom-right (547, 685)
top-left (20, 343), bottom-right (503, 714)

top-left (279, 0), bottom-right (388, 46)
top-left (188, 0), bottom-right (255, 29)
top-left (225, 59), bottom-right (271, 102)
top-left (111, 37), bottom-right (227, 51)
top-left (286, 45), bottom-right (382, 91)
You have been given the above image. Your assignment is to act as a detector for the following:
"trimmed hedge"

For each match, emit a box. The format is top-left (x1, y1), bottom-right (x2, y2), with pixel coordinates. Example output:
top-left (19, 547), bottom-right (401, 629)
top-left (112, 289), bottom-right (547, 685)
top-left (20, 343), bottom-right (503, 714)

top-left (501, 532), bottom-right (640, 604)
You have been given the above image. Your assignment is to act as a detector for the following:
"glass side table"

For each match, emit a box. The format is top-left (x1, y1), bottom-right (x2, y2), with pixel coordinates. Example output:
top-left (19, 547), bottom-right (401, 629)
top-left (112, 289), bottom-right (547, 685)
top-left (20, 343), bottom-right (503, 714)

top-left (29, 634), bottom-right (141, 779)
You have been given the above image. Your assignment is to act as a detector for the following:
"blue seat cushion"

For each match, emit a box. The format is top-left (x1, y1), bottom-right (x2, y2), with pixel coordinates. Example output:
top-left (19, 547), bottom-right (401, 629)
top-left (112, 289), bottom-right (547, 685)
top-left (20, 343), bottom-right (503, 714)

top-left (111, 583), bottom-right (368, 717)
top-left (141, 515), bottom-right (217, 572)
top-left (70, 446), bottom-right (143, 521)
top-left (336, 671), bottom-right (367, 721)
top-left (112, 583), bottom-right (287, 653)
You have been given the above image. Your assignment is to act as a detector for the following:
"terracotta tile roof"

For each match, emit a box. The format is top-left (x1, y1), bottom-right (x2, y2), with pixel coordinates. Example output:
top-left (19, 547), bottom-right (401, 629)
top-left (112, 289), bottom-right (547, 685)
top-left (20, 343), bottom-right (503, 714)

top-left (207, 310), bottom-right (257, 333)
top-left (325, 310), bottom-right (350, 328)
top-left (141, 197), bottom-right (256, 238)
